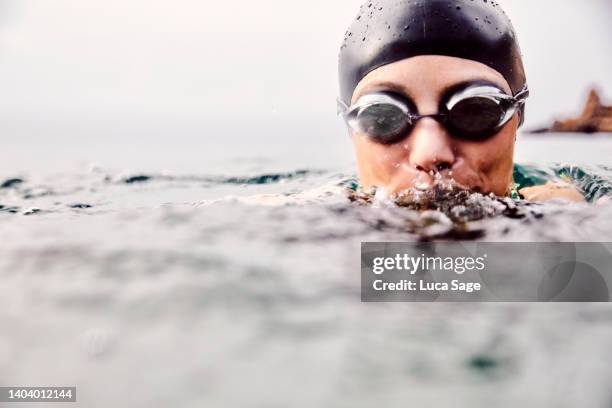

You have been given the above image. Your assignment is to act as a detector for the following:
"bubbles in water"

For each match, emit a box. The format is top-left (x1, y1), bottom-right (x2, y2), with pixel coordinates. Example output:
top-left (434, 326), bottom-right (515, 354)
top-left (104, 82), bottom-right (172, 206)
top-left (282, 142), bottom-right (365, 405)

top-left (414, 171), bottom-right (431, 190)
top-left (372, 187), bottom-right (394, 208)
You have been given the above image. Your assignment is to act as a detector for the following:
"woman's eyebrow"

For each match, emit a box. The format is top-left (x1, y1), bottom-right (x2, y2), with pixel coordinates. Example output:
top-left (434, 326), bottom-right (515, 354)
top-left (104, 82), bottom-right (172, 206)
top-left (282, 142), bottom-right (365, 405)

top-left (356, 81), bottom-right (411, 98)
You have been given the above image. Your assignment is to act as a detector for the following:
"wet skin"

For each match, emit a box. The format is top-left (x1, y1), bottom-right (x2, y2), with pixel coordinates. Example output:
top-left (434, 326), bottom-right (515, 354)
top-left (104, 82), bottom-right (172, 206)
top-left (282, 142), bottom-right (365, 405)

top-left (349, 55), bottom-right (519, 197)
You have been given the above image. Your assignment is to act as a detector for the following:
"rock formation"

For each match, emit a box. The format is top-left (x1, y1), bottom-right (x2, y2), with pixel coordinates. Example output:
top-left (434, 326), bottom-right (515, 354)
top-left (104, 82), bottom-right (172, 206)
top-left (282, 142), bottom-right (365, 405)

top-left (530, 89), bottom-right (612, 134)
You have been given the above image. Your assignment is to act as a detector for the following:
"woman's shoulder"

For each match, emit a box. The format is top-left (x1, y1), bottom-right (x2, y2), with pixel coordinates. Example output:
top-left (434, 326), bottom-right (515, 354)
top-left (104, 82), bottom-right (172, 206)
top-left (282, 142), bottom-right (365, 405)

top-left (513, 164), bottom-right (585, 203)
top-left (518, 181), bottom-right (586, 202)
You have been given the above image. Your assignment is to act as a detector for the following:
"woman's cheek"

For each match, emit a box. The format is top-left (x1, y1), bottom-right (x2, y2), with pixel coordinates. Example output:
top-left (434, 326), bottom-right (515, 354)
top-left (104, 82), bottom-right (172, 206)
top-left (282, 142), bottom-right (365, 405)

top-left (447, 158), bottom-right (484, 191)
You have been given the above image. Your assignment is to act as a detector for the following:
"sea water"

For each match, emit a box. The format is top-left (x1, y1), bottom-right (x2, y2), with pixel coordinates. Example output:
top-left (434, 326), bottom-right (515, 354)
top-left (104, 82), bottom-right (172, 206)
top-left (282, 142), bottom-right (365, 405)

top-left (1, 134), bottom-right (612, 407)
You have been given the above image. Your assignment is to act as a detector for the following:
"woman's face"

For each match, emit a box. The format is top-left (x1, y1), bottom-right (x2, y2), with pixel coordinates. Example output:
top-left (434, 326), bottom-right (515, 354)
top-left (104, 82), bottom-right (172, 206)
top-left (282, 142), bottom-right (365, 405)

top-left (349, 55), bottom-right (519, 196)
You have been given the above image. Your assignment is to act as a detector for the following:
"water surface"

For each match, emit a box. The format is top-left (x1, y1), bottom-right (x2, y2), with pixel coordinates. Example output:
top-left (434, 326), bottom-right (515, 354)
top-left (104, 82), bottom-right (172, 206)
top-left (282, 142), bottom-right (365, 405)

top-left (1, 134), bottom-right (612, 408)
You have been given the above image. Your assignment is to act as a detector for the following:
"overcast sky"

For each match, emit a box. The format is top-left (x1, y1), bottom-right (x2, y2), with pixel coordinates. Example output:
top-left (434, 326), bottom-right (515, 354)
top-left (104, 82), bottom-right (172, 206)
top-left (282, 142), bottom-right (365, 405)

top-left (0, 0), bottom-right (610, 145)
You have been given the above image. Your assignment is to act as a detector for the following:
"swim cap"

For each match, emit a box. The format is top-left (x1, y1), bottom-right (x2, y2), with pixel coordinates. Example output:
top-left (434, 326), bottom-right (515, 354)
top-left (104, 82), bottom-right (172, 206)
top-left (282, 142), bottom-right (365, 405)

top-left (338, 0), bottom-right (527, 105)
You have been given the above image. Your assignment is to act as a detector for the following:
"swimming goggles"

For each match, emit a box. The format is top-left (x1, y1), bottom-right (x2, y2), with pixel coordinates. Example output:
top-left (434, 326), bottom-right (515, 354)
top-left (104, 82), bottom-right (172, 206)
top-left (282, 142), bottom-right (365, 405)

top-left (337, 83), bottom-right (529, 144)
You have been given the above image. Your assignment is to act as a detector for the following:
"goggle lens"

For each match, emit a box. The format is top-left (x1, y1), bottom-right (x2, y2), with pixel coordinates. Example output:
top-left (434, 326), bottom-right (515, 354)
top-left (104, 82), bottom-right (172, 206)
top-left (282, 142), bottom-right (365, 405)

top-left (447, 97), bottom-right (505, 140)
top-left (354, 103), bottom-right (410, 144)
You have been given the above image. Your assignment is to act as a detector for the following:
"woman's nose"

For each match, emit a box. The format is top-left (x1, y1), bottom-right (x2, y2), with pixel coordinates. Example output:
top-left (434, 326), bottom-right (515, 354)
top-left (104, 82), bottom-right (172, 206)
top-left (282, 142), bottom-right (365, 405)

top-left (407, 118), bottom-right (456, 173)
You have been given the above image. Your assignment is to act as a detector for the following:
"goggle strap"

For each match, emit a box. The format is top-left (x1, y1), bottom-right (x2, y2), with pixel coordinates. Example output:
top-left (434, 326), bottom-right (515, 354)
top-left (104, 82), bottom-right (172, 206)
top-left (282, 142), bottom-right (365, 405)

top-left (513, 84), bottom-right (530, 102)
top-left (336, 98), bottom-right (350, 116)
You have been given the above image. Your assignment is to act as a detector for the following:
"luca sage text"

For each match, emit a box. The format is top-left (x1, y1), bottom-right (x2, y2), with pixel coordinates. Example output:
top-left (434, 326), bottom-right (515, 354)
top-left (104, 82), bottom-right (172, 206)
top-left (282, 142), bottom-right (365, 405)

top-left (373, 280), bottom-right (482, 293)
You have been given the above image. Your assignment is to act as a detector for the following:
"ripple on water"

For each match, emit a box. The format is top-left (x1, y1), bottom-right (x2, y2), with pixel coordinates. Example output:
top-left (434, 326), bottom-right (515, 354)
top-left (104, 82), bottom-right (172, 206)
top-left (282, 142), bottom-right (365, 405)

top-left (1, 164), bottom-right (612, 407)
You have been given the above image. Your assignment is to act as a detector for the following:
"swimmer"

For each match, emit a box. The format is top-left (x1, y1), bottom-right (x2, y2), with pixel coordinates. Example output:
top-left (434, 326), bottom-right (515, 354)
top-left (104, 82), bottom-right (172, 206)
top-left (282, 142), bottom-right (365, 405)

top-left (338, 0), bottom-right (584, 202)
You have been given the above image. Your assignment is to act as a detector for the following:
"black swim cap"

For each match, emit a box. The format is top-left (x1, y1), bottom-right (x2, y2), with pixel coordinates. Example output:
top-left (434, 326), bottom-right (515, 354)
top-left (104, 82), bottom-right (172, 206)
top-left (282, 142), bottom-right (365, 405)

top-left (338, 0), bottom-right (527, 105)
